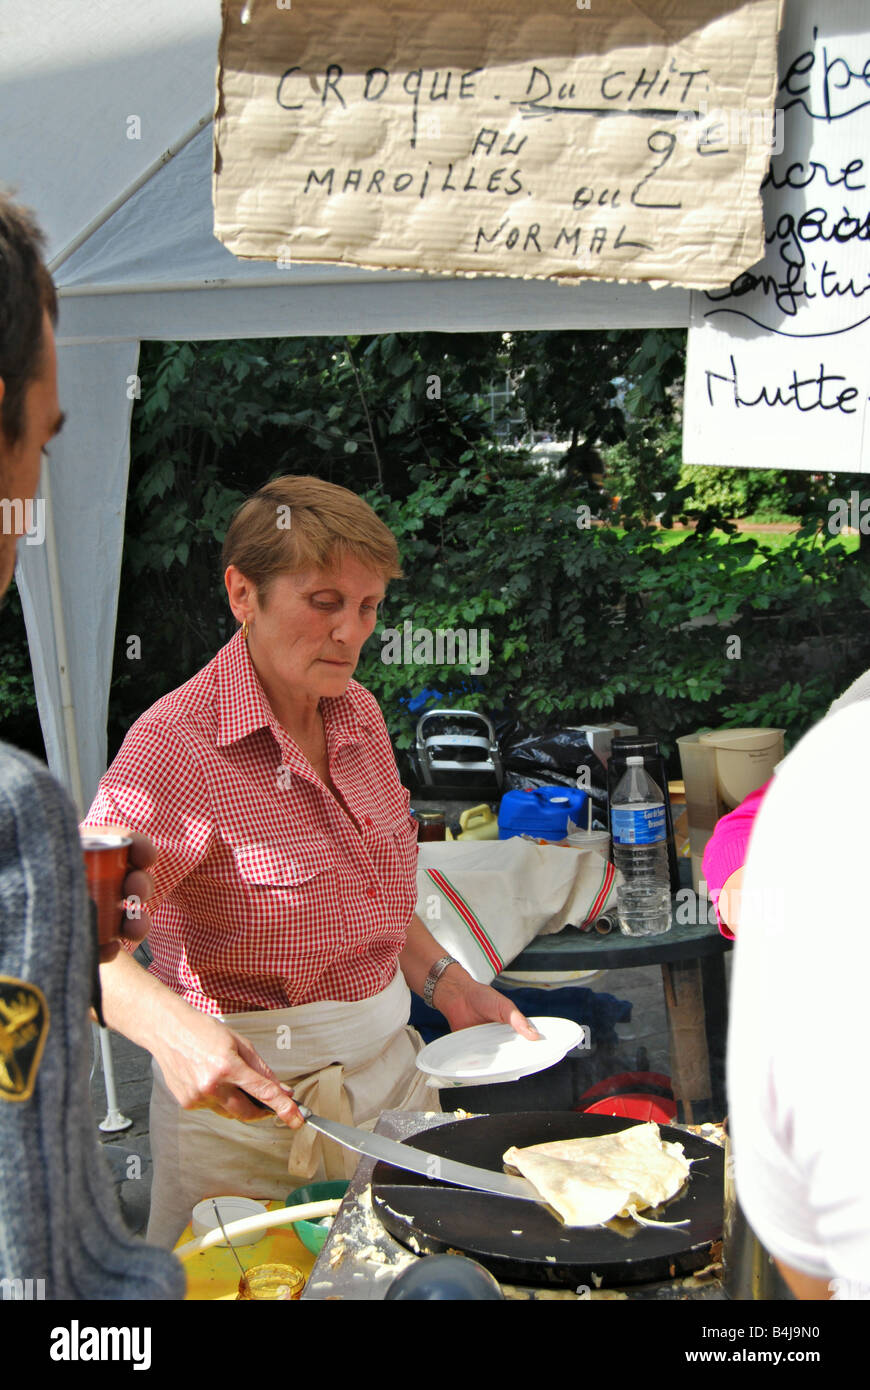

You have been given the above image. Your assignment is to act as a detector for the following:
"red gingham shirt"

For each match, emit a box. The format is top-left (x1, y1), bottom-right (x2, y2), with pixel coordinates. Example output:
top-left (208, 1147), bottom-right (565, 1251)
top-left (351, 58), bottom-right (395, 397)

top-left (85, 629), bottom-right (418, 1015)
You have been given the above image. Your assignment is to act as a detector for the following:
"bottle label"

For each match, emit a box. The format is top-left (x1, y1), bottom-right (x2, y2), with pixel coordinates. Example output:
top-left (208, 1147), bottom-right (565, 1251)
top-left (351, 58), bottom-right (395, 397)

top-left (612, 804), bottom-right (666, 845)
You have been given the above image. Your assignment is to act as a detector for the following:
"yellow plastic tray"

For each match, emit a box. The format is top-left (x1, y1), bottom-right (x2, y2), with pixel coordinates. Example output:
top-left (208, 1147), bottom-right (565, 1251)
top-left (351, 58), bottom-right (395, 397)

top-left (175, 1199), bottom-right (319, 1301)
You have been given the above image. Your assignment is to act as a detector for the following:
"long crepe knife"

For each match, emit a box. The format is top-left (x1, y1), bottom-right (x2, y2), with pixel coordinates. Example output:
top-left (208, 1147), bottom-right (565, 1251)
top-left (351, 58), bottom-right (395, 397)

top-left (296, 1105), bottom-right (541, 1203)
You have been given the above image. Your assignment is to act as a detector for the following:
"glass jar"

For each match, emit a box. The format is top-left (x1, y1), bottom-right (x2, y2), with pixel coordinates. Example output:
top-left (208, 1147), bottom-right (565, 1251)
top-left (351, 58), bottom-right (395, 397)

top-left (236, 1262), bottom-right (305, 1300)
top-left (415, 811), bottom-right (446, 842)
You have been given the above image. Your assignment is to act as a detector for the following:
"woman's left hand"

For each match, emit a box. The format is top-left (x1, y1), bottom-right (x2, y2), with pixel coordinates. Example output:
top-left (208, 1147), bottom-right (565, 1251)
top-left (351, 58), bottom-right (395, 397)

top-left (435, 967), bottom-right (541, 1040)
top-left (99, 831), bottom-right (156, 963)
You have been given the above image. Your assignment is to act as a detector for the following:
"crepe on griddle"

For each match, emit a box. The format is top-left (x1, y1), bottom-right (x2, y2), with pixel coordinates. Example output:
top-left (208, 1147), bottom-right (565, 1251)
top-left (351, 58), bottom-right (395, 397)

top-left (503, 1122), bottom-right (691, 1227)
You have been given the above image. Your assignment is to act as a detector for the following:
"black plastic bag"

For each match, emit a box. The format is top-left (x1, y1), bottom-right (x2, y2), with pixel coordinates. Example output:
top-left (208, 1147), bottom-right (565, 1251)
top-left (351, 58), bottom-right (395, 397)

top-left (499, 725), bottom-right (609, 831)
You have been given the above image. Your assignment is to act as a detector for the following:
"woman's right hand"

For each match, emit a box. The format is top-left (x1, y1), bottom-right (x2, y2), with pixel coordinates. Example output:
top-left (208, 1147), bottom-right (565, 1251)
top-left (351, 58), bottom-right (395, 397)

top-left (151, 1008), bottom-right (304, 1128)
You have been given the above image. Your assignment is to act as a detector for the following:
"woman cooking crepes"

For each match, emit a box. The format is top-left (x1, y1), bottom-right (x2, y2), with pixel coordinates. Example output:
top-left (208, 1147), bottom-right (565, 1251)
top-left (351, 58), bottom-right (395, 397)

top-left (88, 475), bottom-right (537, 1247)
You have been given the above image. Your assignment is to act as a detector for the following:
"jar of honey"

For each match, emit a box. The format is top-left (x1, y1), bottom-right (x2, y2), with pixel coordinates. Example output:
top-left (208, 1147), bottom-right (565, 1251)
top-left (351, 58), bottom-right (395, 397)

top-left (236, 1263), bottom-right (305, 1300)
top-left (415, 811), bottom-right (446, 842)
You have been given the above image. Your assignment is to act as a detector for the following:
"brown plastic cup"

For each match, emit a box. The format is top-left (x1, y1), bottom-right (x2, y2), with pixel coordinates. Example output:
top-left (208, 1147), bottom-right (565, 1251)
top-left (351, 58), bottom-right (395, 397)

top-left (80, 825), bottom-right (132, 945)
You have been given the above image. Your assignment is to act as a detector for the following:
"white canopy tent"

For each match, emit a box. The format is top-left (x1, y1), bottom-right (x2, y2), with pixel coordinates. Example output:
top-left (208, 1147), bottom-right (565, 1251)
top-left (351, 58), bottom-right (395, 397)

top-left (1, 0), bottom-right (690, 812)
top-left (0, 0), bottom-right (694, 1135)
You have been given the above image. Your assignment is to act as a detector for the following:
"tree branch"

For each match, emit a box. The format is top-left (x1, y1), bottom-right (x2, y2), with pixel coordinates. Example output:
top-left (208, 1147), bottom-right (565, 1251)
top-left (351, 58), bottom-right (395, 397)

top-left (344, 338), bottom-right (383, 488)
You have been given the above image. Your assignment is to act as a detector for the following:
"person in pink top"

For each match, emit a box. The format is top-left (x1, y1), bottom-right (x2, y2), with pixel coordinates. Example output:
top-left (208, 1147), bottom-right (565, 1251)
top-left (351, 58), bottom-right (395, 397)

top-left (702, 781), bottom-right (770, 938)
top-left (702, 665), bottom-right (870, 935)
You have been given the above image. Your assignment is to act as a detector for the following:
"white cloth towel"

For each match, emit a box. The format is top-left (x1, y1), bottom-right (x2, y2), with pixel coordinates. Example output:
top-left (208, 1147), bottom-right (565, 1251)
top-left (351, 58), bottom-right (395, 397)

top-left (415, 839), bottom-right (620, 984)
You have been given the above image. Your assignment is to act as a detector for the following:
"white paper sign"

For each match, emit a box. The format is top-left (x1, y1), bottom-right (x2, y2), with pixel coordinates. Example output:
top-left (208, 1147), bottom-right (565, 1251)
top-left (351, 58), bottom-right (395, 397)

top-left (684, 0), bottom-right (870, 472)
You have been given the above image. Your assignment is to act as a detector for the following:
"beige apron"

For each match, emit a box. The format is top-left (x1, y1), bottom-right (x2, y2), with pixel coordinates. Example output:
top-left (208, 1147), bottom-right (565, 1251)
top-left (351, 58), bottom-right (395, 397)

top-left (146, 970), bottom-right (440, 1248)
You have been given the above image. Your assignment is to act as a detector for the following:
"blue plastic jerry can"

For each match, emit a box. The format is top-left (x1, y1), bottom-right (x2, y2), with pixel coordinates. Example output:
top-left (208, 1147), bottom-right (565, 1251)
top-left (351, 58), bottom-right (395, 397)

top-left (497, 786), bottom-right (589, 841)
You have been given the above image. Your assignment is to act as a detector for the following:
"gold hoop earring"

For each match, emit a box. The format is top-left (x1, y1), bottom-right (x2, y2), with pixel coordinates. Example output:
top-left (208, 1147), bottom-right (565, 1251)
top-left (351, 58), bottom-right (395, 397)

top-left (241, 618), bottom-right (249, 640)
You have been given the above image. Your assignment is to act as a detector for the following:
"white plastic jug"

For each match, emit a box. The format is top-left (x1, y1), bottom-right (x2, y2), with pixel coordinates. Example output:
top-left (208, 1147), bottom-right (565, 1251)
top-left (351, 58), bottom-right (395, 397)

top-left (698, 727), bottom-right (784, 810)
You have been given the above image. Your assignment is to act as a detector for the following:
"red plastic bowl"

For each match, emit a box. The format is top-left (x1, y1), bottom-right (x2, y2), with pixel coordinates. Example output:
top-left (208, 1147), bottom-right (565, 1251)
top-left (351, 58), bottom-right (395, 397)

top-left (583, 1094), bottom-right (677, 1123)
top-left (578, 1071), bottom-right (673, 1104)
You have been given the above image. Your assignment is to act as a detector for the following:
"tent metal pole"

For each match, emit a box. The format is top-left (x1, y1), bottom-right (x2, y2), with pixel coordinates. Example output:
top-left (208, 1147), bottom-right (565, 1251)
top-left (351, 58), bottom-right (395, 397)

top-left (56, 272), bottom-right (416, 296)
top-left (43, 459), bottom-right (130, 1131)
top-left (40, 458), bottom-right (84, 815)
top-left (95, 1023), bottom-right (132, 1134)
top-left (49, 110), bottom-right (214, 274)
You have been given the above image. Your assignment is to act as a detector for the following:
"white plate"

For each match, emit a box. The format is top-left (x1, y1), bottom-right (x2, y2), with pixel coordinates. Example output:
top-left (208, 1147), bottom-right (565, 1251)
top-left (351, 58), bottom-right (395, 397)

top-left (191, 1196), bottom-right (268, 1247)
top-left (415, 1016), bottom-right (583, 1087)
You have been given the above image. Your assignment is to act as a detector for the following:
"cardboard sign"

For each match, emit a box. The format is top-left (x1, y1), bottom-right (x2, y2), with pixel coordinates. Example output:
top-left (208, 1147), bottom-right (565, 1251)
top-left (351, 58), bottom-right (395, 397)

top-left (684, 0), bottom-right (870, 472)
top-left (214, 0), bottom-right (782, 290)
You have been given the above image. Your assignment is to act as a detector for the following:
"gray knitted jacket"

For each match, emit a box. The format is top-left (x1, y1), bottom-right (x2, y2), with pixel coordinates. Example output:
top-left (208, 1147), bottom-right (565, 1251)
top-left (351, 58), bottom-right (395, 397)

top-left (0, 741), bottom-right (184, 1299)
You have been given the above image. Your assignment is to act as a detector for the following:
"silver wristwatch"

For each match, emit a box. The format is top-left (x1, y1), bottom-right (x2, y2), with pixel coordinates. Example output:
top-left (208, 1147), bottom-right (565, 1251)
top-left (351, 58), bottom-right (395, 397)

top-left (423, 954), bottom-right (458, 1008)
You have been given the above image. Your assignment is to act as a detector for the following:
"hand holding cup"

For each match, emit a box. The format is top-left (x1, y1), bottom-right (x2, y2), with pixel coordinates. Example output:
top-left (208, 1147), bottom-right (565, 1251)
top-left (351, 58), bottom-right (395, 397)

top-left (79, 824), bottom-right (157, 962)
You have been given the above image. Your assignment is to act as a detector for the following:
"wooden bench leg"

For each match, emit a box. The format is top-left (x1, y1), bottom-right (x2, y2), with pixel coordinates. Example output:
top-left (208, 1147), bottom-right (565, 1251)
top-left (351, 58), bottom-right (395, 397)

top-left (700, 951), bottom-right (728, 1119)
top-left (661, 959), bottom-right (712, 1123)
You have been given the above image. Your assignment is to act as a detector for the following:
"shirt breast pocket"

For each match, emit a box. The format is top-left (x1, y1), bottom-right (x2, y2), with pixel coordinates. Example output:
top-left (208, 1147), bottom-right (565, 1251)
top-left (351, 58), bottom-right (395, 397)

top-left (232, 838), bottom-right (341, 956)
top-left (234, 838), bottom-right (335, 888)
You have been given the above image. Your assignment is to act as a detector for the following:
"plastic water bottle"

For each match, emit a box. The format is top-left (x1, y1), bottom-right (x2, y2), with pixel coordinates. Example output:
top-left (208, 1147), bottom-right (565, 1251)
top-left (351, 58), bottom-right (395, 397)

top-left (610, 756), bottom-right (671, 936)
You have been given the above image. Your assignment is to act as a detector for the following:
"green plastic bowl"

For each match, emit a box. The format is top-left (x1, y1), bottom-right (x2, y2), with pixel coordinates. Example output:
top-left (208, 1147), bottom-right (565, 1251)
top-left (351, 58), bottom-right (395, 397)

top-left (284, 1181), bottom-right (349, 1256)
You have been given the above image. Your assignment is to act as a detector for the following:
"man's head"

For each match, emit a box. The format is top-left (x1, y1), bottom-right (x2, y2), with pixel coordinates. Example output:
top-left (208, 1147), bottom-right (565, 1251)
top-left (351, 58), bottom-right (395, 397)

top-left (0, 193), bottom-right (64, 595)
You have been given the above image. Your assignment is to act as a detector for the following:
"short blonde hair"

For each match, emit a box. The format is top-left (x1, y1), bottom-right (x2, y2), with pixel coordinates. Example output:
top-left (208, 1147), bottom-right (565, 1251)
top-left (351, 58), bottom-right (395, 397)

top-left (222, 475), bottom-right (402, 606)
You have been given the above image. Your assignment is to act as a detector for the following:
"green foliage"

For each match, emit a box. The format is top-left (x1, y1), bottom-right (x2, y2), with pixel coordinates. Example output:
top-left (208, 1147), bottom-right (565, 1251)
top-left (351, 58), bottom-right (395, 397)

top-left (109, 331), bottom-right (512, 746)
top-left (110, 326), bottom-right (675, 747)
top-left (600, 326), bottom-right (808, 528)
top-left (355, 467), bottom-right (870, 762)
top-left (621, 329), bottom-right (687, 417)
top-left (604, 418), bottom-right (799, 528)
top-left (676, 464), bottom-right (795, 521)
top-left (4, 324), bottom-right (870, 780)
top-left (601, 419), bottom-right (683, 521)
top-left (720, 678), bottom-right (832, 732)
top-left (505, 329), bottom-right (640, 474)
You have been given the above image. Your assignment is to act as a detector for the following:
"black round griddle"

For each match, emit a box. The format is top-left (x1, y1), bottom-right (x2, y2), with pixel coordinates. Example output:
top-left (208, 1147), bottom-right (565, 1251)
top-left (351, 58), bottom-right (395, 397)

top-left (371, 1113), bottom-right (723, 1289)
